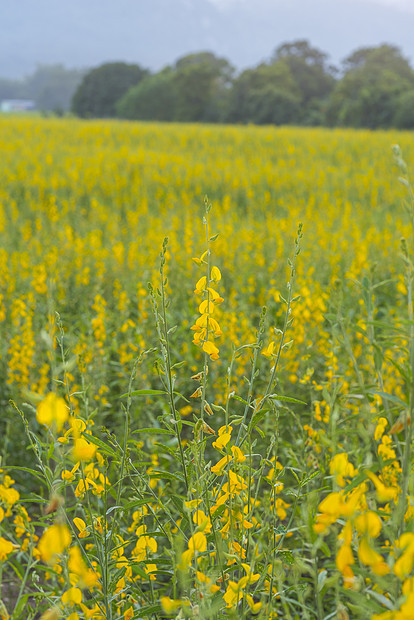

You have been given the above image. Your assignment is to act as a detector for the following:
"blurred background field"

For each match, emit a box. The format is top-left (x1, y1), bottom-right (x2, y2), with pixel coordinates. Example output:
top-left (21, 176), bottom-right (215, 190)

top-left (2, 117), bottom-right (414, 618)
top-left (1, 118), bottom-right (412, 443)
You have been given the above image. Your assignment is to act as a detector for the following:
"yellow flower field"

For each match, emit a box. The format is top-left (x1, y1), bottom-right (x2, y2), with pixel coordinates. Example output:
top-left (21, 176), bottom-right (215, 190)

top-left (0, 116), bottom-right (414, 619)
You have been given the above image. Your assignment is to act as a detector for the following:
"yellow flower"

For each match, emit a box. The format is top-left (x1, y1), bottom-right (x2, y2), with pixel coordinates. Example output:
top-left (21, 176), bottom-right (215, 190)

top-left (124, 607), bottom-right (134, 620)
top-left (262, 341), bottom-right (275, 358)
top-left (38, 523), bottom-right (72, 564)
top-left (211, 454), bottom-right (232, 475)
top-left (72, 437), bottom-right (97, 462)
top-left (228, 470), bottom-right (248, 493)
top-left (358, 537), bottom-right (390, 575)
top-left (394, 533), bottom-right (414, 579)
top-left (245, 594), bottom-right (262, 614)
top-left (231, 445), bottom-right (246, 462)
top-left (194, 276), bottom-right (207, 294)
top-left (161, 597), bottom-right (189, 613)
top-left (184, 499), bottom-right (202, 509)
top-left (38, 609), bottom-right (61, 620)
top-left (0, 537), bottom-right (15, 561)
top-left (193, 509), bottom-right (212, 533)
top-left (73, 517), bottom-right (89, 538)
top-left (207, 287), bottom-right (223, 304)
top-left (354, 511), bottom-right (382, 538)
top-left (61, 462), bottom-right (80, 482)
top-left (329, 453), bottom-right (356, 487)
top-left (366, 471), bottom-right (399, 503)
top-left (188, 531), bottom-right (207, 554)
top-left (61, 586), bottom-right (82, 605)
top-left (68, 545), bottom-right (98, 588)
top-left (192, 250), bottom-right (208, 265)
top-left (336, 543), bottom-right (354, 573)
top-left (374, 417), bottom-right (388, 440)
top-left (212, 425), bottom-right (233, 450)
top-left (190, 386), bottom-right (203, 398)
top-left (204, 402), bottom-right (214, 416)
top-left (241, 563), bottom-right (260, 583)
top-left (199, 299), bottom-right (215, 315)
top-left (210, 266), bottom-right (221, 283)
top-left (223, 580), bottom-right (243, 608)
top-left (202, 340), bottom-right (219, 360)
top-left (36, 393), bottom-right (69, 431)
top-left (133, 535), bottom-right (157, 561)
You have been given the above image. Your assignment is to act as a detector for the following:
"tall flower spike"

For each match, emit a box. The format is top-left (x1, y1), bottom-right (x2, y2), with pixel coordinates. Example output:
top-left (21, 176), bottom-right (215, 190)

top-left (191, 223), bottom-right (223, 362)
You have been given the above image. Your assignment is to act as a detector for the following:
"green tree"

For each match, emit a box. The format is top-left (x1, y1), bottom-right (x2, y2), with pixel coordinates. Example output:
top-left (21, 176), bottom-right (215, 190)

top-left (393, 89), bottom-right (414, 129)
top-left (271, 39), bottom-right (336, 124)
top-left (327, 44), bottom-right (414, 128)
top-left (173, 52), bottom-right (234, 122)
top-left (72, 62), bottom-right (148, 118)
top-left (117, 69), bottom-right (178, 121)
top-left (24, 64), bottom-right (85, 112)
top-left (227, 62), bottom-right (300, 124)
top-left (0, 78), bottom-right (25, 100)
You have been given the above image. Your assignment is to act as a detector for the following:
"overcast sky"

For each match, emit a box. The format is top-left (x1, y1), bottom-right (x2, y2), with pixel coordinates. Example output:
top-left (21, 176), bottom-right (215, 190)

top-left (1, 0), bottom-right (414, 79)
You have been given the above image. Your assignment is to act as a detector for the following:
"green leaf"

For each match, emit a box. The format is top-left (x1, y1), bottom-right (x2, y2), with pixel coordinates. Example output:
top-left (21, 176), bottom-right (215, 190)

top-left (302, 470), bottom-right (320, 485)
top-left (1, 465), bottom-right (46, 484)
top-left (12, 592), bottom-right (31, 616)
top-left (320, 542), bottom-right (331, 557)
top-left (173, 391), bottom-right (190, 403)
top-left (150, 470), bottom-right (185, 482)
top-left (278, 549), bottom-right (295, 565)
top-left (120, 389), bottom-right (167, 398)
top-left (248, 410), bottom-right (268, 433)
top-left (369, 390), bottom-right (408, 408)
top-left (171, 360), bottom-right (186, 369)
top-left (106, 505), bottom-right (122, 516)
top-left (132, 428), bottom-right (174, 435)
top-left (81, 433), bottom-right (117, 457)
top-left (136, 603), bottom-right (163, 617)
top-left (269, 394), bottom-right (307, 405)
top-left (231, 394), bottom-right (250, 406)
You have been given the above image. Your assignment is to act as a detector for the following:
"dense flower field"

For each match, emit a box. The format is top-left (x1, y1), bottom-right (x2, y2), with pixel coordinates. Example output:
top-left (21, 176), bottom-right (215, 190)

top-left (0, 117), bottom-right (414, 619)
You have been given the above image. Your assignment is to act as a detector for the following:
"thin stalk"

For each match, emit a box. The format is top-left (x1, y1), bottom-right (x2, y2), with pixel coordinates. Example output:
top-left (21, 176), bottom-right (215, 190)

top-left (392, 146), bottom-right (414, 534)
top-left (200, 211), bottom-right (211, 432)
top-left (234, 306), bottom-right (267, 447)
top-left (160, 252), bottom-right (188, 490)
top-left (238, 223), bottom-right (303, 450)
top-left (102, 469), bottom-right (112, 620)
top-left (11, 539), bottom-right (36, 618)
top-left (397, 254), bottom-right (414, 534)
top-left (149, 242), bottom-right (188, 492)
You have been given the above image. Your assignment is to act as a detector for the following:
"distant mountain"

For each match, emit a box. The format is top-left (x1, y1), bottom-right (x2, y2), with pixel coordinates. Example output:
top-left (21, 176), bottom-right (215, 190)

top-left (1, 0), bottom-right (414, 78)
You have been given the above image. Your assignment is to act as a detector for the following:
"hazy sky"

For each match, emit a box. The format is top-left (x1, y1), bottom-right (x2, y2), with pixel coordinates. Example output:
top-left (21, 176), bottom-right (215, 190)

top-left (208, 0), bottom-right (414, 10)
top-left (1, 0), bottom-right (414, 78)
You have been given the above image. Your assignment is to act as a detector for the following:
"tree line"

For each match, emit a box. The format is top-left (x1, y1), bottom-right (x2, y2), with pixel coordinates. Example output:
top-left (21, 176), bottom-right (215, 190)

top-left (71, 41), bottom-right (414, 129)
top-left (2, 41), bottom-right (414, 128)
top-left (0, 65), bottom-right (85, 114)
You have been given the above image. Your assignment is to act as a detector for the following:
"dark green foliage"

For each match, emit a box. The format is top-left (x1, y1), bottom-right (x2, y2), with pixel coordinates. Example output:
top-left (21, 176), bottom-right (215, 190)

top-left (393, 89), bottom-right (414, 129)
top-left (0, 65), bottom-right (85, 112)
top-left (70, 41), bottom-right (414, 129)
top-left (71, 62), bottom-right (148, 118)
top-left (25, 64), bottom-right (85, 112)
top-left (173, 52), bottom-right (234, 122)
top-left (117, 69), bottom-right (178, 121)
top-left (227, 62), bottom-right (300, 124)
top-left (117, 52), bottom-right (234, 123)
top-left (0, 77), bottom-right (26, 100)
top-left (272, 39), bottom-right (336, 123)
top-left (327, 45), bottom-right (414, 128)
